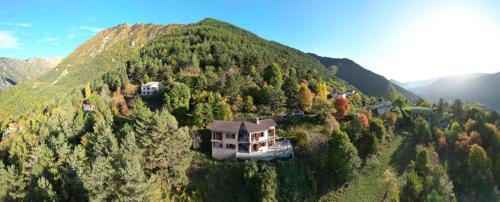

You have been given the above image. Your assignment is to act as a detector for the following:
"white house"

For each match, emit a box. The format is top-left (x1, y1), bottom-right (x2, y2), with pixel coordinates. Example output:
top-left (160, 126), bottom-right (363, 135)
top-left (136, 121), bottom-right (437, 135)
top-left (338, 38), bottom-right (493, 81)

top-left (208, 118), bottom-right (293, 160)
top-left (140, 82), bottom-right (160, 96)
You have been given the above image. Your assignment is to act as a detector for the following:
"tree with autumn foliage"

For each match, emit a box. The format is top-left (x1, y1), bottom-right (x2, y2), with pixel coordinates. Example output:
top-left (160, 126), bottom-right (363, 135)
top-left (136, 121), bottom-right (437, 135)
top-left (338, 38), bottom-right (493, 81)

top-left (316, 81), bottom-right (328, 100)
top-left (358, 113), bottom-right (369, 130)
top-left (334, 97), bottom-right (350, 119)
top-left (296, 81), bottom-right (313, 112)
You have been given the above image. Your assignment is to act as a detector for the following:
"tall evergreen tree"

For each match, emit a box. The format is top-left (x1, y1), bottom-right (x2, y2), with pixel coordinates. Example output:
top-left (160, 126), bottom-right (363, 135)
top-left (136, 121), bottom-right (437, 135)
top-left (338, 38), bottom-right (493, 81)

top-left (140, 109), bottom-right (193, 189)
top-left (83, 156), bottom-right (118, 201)
top-left (116, 132), bottom-right (150, 201)
top-left (328, 130), bottom-right (361, 183)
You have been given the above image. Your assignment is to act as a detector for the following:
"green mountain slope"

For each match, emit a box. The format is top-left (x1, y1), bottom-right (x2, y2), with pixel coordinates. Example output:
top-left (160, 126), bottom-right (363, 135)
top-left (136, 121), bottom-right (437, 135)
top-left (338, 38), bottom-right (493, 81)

top-left (412, 72), bottom-right (500, 110)
top-left (0, 57), bottom-right (60, 91)
top-left (0, 19), bottom-right (349, 118)
top-left (0, 23), bottom-right (179, 117)
top-left (310, 54), bottom-right (419, 101)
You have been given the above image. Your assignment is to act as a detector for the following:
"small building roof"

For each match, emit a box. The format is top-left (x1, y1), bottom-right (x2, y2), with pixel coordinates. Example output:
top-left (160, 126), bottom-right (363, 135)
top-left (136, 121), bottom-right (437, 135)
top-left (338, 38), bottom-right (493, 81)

top-left (208, 119), bottom-right (277, 133)
top-left (142, 81), bottom-right (160, 87)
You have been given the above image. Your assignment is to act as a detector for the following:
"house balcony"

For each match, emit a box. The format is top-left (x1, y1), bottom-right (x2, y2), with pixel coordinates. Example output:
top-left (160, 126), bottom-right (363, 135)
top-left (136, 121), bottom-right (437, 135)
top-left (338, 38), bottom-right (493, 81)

top-left (235, 139), bottom-right (293, 161)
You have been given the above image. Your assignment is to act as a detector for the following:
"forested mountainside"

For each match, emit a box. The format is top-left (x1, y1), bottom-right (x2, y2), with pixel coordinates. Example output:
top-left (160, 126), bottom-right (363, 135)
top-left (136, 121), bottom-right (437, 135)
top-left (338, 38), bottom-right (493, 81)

top-left (0, 23), bottom-right (179, 117)
top-left (310, 54), bottom-right (419, 101)
top-left (0, 18), bottom-right (498, 202)
top-left (0, 57), bottom-right (60, 91)
top-left (411, 73), bottom-right (500, 111)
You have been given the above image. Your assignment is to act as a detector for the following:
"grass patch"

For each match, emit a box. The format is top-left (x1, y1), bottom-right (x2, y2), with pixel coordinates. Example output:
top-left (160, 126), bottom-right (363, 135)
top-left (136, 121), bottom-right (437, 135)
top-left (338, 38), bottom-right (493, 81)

top-left (319, 134), bottom-right (406, 202)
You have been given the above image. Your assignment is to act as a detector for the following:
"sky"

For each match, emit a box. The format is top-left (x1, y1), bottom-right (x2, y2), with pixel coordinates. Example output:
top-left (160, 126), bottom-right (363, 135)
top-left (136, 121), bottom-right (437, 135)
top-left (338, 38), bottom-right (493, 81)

top-left (1, 0), bottom-right (500, 82)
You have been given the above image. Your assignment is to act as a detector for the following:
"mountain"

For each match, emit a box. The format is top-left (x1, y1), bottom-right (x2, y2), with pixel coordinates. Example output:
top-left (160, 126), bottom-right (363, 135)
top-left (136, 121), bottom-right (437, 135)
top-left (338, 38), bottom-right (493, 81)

top-left (0, 57), bottom-right (61, 90)
top-left (310, 54), bottom-right (419, 101)
top-left (410, 73), bottom-right (500, 110)
top-left (0, 19), bottom-right (348, 118)
top-left (0, 23), bottom-right (180, 117)
top-left (389, 78), bottom-right (439, 89)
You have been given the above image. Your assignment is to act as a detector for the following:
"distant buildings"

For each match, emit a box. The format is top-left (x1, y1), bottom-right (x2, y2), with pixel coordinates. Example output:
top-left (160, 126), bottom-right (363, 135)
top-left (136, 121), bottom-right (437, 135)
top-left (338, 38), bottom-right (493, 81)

top-left (83, 103), bottom-right (95, 112)
top-left (410, 108), bottom-right (433, 121)
top-left (140, 81), bottom-right (160, 96)
top-left (208, 118), bottom-right (293, 160)
top-left (370, 101), bottom-right (392, 116)
top-left (332, 90), bottom-right (357, 99)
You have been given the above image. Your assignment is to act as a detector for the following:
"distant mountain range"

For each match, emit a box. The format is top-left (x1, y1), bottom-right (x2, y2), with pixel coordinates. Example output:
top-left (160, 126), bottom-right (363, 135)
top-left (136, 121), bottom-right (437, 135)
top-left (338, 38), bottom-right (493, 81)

top-left (0, 57), bottom-right (61, 91)
top-left (404, 73), bottom-right (500, 110)
top-left (310, 54), bottom-right (419, 101)
top-left (390, 78), bottom-right (438, 89)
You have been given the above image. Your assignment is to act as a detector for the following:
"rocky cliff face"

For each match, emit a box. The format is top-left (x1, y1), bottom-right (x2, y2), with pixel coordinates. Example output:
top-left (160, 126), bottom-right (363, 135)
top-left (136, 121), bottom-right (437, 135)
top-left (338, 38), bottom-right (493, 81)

top-left (0, 57), bottom-right (61, 91)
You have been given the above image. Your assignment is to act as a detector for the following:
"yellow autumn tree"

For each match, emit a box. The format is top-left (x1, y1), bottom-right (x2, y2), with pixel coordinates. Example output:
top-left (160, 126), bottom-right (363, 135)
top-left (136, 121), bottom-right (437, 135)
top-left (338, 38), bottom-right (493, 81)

top-left (316, 81), bottom-right (328, 99)
top-left (297, 81), bottom-right (313, 112)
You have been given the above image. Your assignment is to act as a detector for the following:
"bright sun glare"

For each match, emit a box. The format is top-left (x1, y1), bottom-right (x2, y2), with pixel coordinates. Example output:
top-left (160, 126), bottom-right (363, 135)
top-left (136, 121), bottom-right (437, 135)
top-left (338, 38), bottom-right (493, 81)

top-left (372, 7), bottom-right (500, 82)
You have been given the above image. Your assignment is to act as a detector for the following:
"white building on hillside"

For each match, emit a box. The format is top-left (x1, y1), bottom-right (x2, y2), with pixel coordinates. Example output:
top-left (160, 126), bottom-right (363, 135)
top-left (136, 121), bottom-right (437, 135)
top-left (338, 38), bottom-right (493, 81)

top-left (208, 118), bottom-right (293, 160)
top-left (140, 82), bottom-right (160, 96)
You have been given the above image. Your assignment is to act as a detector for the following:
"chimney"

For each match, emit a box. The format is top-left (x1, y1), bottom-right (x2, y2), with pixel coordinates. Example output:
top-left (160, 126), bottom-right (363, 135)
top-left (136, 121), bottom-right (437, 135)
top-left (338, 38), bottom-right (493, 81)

top-left (255, 118), bottom-right (260, 125)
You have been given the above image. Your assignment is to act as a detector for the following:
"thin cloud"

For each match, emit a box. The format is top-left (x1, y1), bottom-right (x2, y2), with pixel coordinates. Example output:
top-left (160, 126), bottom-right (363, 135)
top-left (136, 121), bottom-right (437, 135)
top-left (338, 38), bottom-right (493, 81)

top-left (65, 33), bottom-right (76, 39)
top-left (41, 37), bottom-right (61, 45)
top-left (0, 22), bottom-right (32, 28)
top-left (0, 31), bottom-right (21, 49)
top-left (79, 26), bottom-right (103, 33)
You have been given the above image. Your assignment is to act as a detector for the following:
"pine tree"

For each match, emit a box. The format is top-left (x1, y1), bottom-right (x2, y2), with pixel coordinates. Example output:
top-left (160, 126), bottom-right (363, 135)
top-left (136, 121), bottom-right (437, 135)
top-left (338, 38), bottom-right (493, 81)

top-left (452, 99), bottom-right (464, 122)
top-left (328, 130), bottom-right (361, 183)
top-left (28, 176), bottom-right (57, 201)
top-left (83, 156), bottom-right (118, 201)
top-left (116, 132), bottom-right (150, 201)
top-left (0, 163), bottom-right (26, 201)
top-left (243, 95), bottom-right (256, 113)
top-left (140, 109), bottom-right (193, 189)
top-left (131, 98), bottom-right (153, 136)
top-left (193, 103), bottom-right (214, 126)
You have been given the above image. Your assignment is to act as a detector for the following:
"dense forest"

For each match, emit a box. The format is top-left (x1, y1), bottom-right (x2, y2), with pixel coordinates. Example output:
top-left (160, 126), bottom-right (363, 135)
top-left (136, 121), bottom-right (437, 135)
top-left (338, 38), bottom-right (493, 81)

top-left (0, 19), bottom-right (498, 201)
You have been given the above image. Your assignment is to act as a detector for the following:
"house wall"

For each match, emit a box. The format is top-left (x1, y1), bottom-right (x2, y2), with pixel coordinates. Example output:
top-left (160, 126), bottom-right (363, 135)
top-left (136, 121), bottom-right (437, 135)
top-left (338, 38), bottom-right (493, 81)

top-left (211, 131), bottom-right (238, 160)
top-left (140, 84), bottom-right (159, 96)
top-left (211, 126), bottom-right (276, 159)
top-left (249, 126), bottom-right (275, 153)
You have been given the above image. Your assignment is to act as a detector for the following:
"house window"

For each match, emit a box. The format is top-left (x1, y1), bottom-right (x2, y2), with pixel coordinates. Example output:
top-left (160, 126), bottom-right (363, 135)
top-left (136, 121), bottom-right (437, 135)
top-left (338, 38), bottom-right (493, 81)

top-left (268, 129), bottom-right (275, 136)
top-left (226, 133), bottom-right (235, 139)
top-left (268, 140), bottom-right (275, 147)
top-left (213, 132), bottom-right (223, 141)
top-left (213, 142), bottom-right (223, 148)
top-left (259, 142), bottom-right (266, 147)
top-left (226, 144), bottom-right (236, 150)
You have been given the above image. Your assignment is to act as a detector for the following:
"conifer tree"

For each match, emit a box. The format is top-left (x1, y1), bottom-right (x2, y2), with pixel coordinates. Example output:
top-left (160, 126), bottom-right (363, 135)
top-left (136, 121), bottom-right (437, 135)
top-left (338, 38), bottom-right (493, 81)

top-left (83, 156), bottom-right (118, 201)
top-left (328, 130), bottom-right (361, 183)
top-left (140, 109), bottom-right (192, 189)
top-left (117, 132), bottom-right (150, 201)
